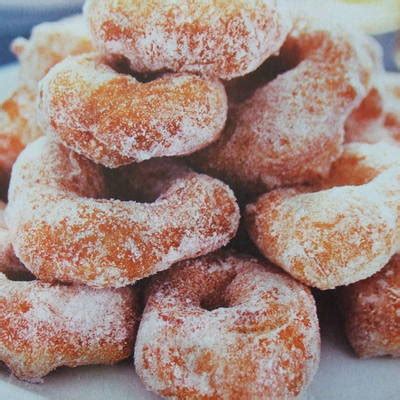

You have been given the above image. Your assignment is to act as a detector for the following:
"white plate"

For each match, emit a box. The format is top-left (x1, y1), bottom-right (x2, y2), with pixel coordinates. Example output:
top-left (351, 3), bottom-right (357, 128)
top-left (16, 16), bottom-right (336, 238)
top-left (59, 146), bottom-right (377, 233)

top-left (1, 65), bottom-right (400, 400)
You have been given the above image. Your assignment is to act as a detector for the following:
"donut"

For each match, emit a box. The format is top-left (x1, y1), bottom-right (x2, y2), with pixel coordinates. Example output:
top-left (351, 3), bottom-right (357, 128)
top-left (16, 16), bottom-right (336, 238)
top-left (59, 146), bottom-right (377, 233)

top-left (0, 16), bottom-right (93, 197)
top-left (245, 142), bottom-right (400, 290)
top-left (0, 85), bottom-right (41, 198)
top-left (135, 251), bottom-right (320, 399)
top-left (0, 273), bottom-right (138, 382)
top-left (84, 0), bottom-right (291, 80)
top-left (0, 202), bottom-right (31, 280)
top-left (189, 19), bottom-right (380, 195)
top-left (340, 254), bottom-right (400, 358)
top-left (345, 73), bottom-right (400, 145)
top-left (37, 53), bottom-right (228, 168)
top-left (11, 15), bottom-right (93, 88)
top-left (6, 136), bottom-right (239, 288)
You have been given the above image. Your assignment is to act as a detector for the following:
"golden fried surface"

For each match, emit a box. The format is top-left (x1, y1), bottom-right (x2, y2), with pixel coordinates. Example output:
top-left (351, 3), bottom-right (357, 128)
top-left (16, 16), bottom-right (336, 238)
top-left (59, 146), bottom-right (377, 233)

top-left (341, 254), bottom-right (400, 358)
top-left (85, 0), bottom-right (291, 80)
top-left (245, 143), bottom-right (400, 289)
top-left (0, 274), bottom-right (138, 381)
top-left (135, 251), bottom-right (320, 399)
top-left (38, 53), bottom-right (228, 168)
top-left (6, 137), bottom-right (239, 288)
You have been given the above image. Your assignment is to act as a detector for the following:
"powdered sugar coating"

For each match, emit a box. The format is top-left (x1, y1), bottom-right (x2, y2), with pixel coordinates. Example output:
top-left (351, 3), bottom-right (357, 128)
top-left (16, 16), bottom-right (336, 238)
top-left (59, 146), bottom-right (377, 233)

top-left (0, 202), bottom-right (31, 280)
top-left (0, 15), bottom-right (94, 196)
top-left (319, 142), bottom-right (400, 189)
top-left (0, 273), bottom-right (138, 382)
top-left (341, 254), bottom-right (400, 358)
top-left (135, 251), bottom-right (320, 399)
top-left (12, 14), bottom-right (94, 88)
top-left (38, 53), bottom-right (228, 168)
top-left (84, 0), bottom-right (291, 80)
top-left (0, 85), bottom-right (41, 197)
top-left (190, 19), bottom-right (380, 195)
top-left (246, 143), bottom-right (400, 290)
top-left (6, 137), bottom-right (239, 288)
top-left (345, 72), bottom-right (400, 145)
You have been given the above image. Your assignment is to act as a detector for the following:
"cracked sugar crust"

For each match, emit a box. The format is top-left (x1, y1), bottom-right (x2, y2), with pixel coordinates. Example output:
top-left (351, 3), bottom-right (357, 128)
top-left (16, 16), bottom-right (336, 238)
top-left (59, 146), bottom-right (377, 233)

top-left (6, 137), bottom-right (239, 288)
top-left (135, 251), bottom-right (320, 399)
top-left (84, 0), bottom-right (291, 80)
top-left (38, 53), bottom-right (228, 168)
top-left (245, 143), bottom-right (400, 290)
top-left (190, 17), bottom-right (381, 195)
top-left (0, 273), bottom-right (138, 382)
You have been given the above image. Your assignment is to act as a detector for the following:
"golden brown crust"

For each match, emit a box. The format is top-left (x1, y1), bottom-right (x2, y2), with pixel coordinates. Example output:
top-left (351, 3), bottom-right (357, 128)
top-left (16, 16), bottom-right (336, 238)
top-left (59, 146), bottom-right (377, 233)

top-left (135, 251), bottom-right (320, 399)
top-left (341, 255), bottom-right (400, 358)
top-left (38, 53), bottom-right (228, 168)
top-left (0, 274), bottom-right (138, 381)
top-left (6, 137), bottom-right (240, 288)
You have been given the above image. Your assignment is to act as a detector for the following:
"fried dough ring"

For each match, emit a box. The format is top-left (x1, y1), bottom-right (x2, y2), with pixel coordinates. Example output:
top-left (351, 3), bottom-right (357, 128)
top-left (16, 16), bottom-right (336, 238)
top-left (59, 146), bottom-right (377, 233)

top-left (190, 20), bottom-right (380, 195)
top-left (340, 254), bottom-right (400, 358)
top-left (0, 274), bottom-right (138, 382)
top-left (84, 0), bottom-right (291, 80)
top-left (0, 85), bottom-right (40, 198)
top-left (135, 251), bottom-right (320, 399)
top-left (345, 72), bottom-right (400, 145)
top-left (246, 142), bottom-right (400, 289)
top-left (0, 15), bottom-right (93, 196)
top-left (6, 137), bottom-right (239, 288)
top-left (38, 53), bottom-right (228, 168)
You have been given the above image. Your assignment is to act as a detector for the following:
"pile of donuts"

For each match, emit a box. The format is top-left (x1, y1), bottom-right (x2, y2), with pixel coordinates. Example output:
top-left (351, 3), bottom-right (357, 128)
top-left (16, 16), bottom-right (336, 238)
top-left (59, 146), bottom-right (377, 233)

top-left (1, 0), bottom-right (400, 398)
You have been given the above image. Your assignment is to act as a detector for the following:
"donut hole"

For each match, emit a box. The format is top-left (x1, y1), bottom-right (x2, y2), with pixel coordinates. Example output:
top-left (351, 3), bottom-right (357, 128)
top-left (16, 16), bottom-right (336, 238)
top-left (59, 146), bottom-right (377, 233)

top-left (198, 272), bottom-right (240, 312)
top-left (107, 55), bottom-right (163, 83)
top-left (200, 297), bottom-right (228, 312)
top-left (225, 38), bottom-right (302, 103)
top-left (106, 159), bottom-right (191, 203)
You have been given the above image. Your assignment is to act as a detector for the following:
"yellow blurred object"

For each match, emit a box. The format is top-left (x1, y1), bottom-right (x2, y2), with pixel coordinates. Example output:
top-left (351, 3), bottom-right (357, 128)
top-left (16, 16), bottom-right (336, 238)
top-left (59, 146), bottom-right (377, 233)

top-left (290, 0), bottom-right (400, 34)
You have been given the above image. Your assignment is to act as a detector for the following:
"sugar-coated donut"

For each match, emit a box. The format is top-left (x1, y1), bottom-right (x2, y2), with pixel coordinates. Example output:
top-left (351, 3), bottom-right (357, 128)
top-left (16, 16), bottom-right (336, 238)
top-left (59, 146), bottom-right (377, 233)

top-left (246, 142), bottom-right (400, 290)
top-left (0, 202), bottom-right (31, 280)
top-left (135, 251), bottom-right (320, 399)
top-left (190, 19), bottom-right (380, 195)
top-left (0, 85), bottom-right (41, 197)
top-left (38, 53), bottom-right (228, 168)
top-left (84, 0), bottom-right (291, 80)
top-left (341, 254), bottom-right (400, 358)
top-left (345, 73), bottom-right (400, 145)
top-left (11, 15), bottom-right (93, 88)
top-left (0, 273), bottom-right (138, 382)
top-left (0, 16), bottom-right (93, 197)
top-left (6, 137), bottom-right (239, 288)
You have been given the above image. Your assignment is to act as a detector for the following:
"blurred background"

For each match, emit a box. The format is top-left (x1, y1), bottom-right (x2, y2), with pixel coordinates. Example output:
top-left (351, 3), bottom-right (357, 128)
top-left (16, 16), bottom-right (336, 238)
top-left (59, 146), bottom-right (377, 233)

top-left (0, 0), bottom-right (84, 65)
top-left (0, 0), bottom-right (398, 70)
